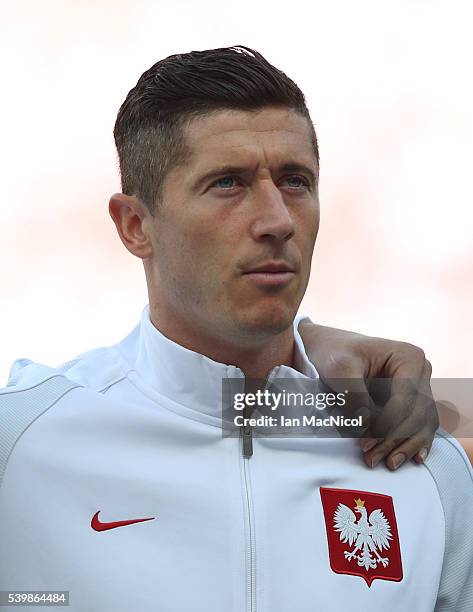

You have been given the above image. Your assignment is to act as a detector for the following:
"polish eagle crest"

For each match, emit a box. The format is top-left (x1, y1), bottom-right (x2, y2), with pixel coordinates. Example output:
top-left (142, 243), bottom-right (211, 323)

top-left (333, 497), bottom-right (392, 570)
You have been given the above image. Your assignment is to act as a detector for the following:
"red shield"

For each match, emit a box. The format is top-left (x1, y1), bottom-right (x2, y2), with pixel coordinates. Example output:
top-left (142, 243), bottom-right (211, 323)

top-left (320, 487), bottom-right (403, 587)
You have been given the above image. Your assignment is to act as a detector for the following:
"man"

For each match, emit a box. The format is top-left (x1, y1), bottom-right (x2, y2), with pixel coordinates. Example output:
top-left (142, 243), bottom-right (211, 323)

top-left (0, 46), bottom-right (471, 611)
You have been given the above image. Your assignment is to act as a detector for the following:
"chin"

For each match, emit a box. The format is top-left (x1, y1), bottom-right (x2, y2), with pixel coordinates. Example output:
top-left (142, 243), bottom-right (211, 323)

top-left (238, 303), bottom-right (296, 336)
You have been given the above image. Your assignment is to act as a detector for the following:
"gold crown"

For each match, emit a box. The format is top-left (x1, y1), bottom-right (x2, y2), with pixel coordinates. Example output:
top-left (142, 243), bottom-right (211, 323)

top-left (354, 498), bottom-right (365, 508)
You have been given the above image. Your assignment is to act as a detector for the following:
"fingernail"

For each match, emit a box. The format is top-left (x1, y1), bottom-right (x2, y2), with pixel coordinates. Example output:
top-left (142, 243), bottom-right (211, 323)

top-left (370, 452), bottom-right (383, 468)
top-left (391, 453), bottom-right (406, 470)
top-left (360, 438), bottom-right (377, 453)
top-left (418, 448), bottom-right (428, 463)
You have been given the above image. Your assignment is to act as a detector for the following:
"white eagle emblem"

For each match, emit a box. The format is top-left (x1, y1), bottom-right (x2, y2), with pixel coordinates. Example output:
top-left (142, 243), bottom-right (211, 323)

top-left (333, 497), bottom-right (392, 570)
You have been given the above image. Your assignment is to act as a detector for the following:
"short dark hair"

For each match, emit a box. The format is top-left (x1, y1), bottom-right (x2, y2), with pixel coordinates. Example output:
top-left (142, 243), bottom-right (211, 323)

top-left (113, 45), bottom-right (319, 213)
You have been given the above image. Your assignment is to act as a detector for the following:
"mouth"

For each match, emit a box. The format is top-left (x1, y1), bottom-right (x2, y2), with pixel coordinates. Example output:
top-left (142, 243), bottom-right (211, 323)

top-left (243, 261), bottom-right (296, 287)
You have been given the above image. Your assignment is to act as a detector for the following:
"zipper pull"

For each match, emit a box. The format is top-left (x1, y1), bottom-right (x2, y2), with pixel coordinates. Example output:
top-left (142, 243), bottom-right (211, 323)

top-left (242, 425), bottom-right (253, 458)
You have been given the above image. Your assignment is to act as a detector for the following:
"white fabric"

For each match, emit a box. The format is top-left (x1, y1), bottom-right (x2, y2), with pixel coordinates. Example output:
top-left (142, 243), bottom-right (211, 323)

top-left (0, 306), bottom-right (471, 611)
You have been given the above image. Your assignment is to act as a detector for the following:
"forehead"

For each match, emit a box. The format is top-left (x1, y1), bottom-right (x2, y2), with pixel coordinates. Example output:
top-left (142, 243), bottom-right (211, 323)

top-left (181, 107), bottom-right (317, 174)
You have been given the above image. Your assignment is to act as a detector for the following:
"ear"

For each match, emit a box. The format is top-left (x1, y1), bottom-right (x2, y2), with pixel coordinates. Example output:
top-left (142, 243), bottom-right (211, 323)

top-left (108, 193), bottom-right (154, 259)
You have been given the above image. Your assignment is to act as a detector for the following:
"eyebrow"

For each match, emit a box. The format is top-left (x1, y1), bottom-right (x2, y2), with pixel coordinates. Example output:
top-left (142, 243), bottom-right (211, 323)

top-left (191, 162), bottom-right (318, 192)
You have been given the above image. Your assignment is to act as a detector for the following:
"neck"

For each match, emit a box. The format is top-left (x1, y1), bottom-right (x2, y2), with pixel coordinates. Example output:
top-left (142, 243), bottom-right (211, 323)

top-left (148, 304), bottom-right (296, 380)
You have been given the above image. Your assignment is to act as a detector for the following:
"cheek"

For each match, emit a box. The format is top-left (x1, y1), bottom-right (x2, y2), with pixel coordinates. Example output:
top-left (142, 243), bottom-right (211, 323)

top-left (309, 198), bottom-right (321, 232)
top-left (167, 224), bottom-right (225, 291)
top-left (298, 205), bottom-right (320, 254)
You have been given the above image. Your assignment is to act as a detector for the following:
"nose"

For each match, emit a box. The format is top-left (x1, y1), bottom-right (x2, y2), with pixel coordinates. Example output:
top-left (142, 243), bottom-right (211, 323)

top-left (249, 180), bottom-right (295, 243)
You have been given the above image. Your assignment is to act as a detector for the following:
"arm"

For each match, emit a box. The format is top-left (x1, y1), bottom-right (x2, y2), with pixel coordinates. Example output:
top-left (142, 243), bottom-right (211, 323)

top-left (298, 318), bottom-right (439, 471)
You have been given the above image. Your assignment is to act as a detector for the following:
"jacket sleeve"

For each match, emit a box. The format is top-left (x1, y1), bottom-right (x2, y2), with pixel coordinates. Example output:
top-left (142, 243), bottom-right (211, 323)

top-left (0, 373), bottom-right (80, 490)
top-left (424, 431), bottom-right (473, 612)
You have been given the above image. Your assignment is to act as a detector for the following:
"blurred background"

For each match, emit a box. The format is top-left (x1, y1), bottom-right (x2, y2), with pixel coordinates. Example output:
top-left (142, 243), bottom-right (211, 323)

top-left (1, 1), bottom-right (472, 455)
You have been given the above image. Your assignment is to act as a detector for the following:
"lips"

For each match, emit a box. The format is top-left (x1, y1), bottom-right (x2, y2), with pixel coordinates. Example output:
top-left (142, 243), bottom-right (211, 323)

top-left (243, 261), bottom-right (295, 287)
top-left (244, 261), bottom-right (295, 274)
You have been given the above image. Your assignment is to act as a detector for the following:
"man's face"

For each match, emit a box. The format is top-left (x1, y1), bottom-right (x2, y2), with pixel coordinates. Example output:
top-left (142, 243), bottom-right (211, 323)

top-left (147, 106), bottom-right (320, 344)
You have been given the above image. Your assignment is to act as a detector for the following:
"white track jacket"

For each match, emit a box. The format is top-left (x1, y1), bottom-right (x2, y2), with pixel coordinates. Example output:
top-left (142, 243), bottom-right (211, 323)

top-left (1, 306), bottom-right (472, 611)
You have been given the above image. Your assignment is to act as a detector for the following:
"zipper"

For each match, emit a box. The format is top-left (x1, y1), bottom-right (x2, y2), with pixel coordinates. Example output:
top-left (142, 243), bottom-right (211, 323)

top-left (241, 428), bottom-right (256, 612)
top-left (242, 424), bottom-right (253, 457)
top-left (239, 370), bottom-right (279, 612)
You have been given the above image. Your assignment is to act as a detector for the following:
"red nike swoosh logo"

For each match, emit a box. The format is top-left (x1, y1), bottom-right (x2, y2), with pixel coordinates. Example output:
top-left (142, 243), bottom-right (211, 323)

top-left (91, 510), bottom-right (156, 532)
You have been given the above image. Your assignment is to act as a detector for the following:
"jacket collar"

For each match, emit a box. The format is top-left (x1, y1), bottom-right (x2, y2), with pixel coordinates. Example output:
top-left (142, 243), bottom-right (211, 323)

top-left (119, 305), bottom-right (318, 418)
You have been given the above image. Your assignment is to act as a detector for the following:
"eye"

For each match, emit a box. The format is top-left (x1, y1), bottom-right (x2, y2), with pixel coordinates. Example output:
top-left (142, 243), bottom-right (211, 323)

top-left (211, 176), bottom-right (240, 190)
top-left (209, 174), bottom-right (310, 192)
top-left (284, 176), bottom-right (310, 190)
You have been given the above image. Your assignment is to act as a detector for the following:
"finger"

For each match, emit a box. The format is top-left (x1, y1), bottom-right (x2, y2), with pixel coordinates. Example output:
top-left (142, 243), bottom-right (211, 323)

top-left (367, 376), bottom-right (422, 439)
top-left (387, 342), bottom-right (427, 382)
top-left (359, 360), bottom-right (430, 457)
top-left (316, 367), bottom-right (378, 425)
top-left (363, 437), bottom-right (406, 468)
top-left (413, 440), bottom-right (433, 464)
top-left (402, 361), bottom-right (438, 451)
top-left (359, 436), bottom-right (382, 452)
top-left (369, 361), bottom-right (437, 445)
top-left (385, 433), bottom-right (433, 470)
top-left (367, 392), bottom-right (413, 439)
top-left (370, 391), bottom-right (437, 444)
top-left (364, 387), bottom-right (437, 468)
top-left (364, 391), bottom-right (437, 468)
top-left (369, 347), bottom-right (428, 436)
